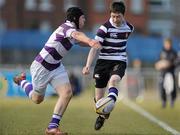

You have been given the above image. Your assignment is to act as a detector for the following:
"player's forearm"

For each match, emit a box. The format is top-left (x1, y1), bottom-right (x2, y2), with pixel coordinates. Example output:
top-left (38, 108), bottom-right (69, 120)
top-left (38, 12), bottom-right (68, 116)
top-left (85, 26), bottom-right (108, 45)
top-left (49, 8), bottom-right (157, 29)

top-left (86, 48), bottom-right (98, 67)
top-left (71, 31), bottom-right (92, 46)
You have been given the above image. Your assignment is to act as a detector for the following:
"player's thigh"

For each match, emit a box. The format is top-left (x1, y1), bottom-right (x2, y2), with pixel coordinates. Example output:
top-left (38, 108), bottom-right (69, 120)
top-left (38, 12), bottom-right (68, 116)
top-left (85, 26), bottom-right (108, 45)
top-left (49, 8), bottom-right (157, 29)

top-left (93, 61), bottom-right (110, 88)
top-left (50, 64), bottom-right (72, 96)
top-left (55, 83), bottom-right (72, 98)
top-left (30, 61), bottom-right (49, 96)
top-left (111, 61), bottom-right (126, 79)
top-left (109, 61), bottom-right (126, 86)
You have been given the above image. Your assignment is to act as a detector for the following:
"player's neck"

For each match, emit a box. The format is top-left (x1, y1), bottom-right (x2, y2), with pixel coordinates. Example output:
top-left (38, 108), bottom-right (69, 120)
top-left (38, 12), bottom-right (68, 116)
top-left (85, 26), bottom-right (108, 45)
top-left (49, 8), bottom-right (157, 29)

top-left (109, 18), bottom-right (124, 28)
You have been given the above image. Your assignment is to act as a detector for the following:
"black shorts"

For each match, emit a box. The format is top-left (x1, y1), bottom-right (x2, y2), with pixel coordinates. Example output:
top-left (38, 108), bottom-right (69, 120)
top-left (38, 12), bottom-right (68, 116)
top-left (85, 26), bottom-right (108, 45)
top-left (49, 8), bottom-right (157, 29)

top-left (93, 59), bottom-right (127, 88)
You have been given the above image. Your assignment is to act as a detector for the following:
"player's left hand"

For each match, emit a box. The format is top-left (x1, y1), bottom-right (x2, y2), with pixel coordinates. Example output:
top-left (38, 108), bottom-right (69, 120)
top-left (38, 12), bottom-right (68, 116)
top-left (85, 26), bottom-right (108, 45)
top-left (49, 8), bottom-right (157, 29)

top-left (82, 66), bottom-right (90, 75)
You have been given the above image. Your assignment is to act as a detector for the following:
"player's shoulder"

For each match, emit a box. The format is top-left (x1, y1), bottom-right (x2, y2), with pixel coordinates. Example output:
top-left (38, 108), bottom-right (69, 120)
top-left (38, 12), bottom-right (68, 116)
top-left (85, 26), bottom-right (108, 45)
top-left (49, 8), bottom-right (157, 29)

top-left (101, 20), bottom-right (112, 29)
top-left (97, 20), bottom-right (111, 34)
top-left (125, 21), bottom-right (134, 31)
top-left (60, 21), bottom-right (76, 31)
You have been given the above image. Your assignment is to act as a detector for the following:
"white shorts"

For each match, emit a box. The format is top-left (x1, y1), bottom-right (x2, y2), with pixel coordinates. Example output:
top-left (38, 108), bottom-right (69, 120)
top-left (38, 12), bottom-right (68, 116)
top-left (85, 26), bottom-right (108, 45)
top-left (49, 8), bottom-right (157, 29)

top-left (30, 61), bottom-right (70, 95)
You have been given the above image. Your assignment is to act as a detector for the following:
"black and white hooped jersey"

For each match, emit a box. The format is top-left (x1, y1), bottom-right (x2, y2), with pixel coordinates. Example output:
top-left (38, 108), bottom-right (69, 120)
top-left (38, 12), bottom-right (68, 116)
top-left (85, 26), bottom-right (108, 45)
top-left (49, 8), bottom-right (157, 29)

top-left (35, 21), bottom-right (77, 71)
top-left (95, 18), bottom-right (134, 62)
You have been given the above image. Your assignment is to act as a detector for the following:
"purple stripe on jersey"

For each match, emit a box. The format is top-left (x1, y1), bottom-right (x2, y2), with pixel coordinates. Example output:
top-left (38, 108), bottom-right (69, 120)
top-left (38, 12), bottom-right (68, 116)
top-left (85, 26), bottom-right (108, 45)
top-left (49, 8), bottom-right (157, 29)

top-left (55, 24), bottom-right (74, 41)
top-left (44, 46), bottom-right (62, 60)
top-left (97, 29), bottom-right (106, 38)
top-left (60, 38), bottom-right (73, 50)
top-left (104, 21), bottom-right (113, 28)
top-left (106, 32), bottom-right (130, 39)
top-left (61, 23), bottom-right (74, 36)
top-left (55, 33), bottom-right (64, 41)
top-left (55, 34), bottom-right (73, 50)
top-left (35, 54), bottom-right (61, 71)
top-left (103, 40), bottom-right (126, 47)
top-left (101, 48), bottom-right (126, 54)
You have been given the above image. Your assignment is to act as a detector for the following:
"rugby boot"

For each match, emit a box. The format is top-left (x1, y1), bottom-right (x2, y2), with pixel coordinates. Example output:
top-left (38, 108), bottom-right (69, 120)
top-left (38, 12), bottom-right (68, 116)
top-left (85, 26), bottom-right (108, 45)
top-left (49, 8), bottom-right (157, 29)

top-left (13, 72), bottom-right (26, 85)
top-left (45, 128), bottom-right (68, 135)
top-left (94, 115), bottom-right (105, 130)
top-left (94, 113), bottom-right (110, 130)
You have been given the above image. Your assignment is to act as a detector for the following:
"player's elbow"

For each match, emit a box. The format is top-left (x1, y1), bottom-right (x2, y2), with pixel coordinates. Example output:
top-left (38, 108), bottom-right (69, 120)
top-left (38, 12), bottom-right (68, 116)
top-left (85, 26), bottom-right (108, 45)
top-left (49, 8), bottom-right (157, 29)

top-left (71, 31), bottom-right (81, 39)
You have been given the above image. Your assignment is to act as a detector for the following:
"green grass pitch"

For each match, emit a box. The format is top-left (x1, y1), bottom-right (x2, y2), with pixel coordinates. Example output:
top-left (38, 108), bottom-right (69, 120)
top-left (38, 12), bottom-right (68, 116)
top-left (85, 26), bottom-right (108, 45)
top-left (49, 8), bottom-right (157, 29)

top-left (0, 90), bottom-right (180, 135)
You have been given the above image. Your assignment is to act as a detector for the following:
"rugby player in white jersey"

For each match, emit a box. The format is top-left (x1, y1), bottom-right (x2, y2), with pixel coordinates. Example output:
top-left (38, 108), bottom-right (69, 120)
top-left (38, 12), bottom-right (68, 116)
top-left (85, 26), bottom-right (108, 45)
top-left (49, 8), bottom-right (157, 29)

top-left (13, 7), bottom-right (101, 135)
top-left (82, 1), bottom-right (134, 130)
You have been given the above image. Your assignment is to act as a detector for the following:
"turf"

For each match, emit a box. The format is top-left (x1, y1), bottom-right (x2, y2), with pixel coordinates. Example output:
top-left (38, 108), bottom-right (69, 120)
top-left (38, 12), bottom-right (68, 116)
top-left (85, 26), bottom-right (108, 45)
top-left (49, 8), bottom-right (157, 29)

top-left (0, 90), bottom-right (179, 135)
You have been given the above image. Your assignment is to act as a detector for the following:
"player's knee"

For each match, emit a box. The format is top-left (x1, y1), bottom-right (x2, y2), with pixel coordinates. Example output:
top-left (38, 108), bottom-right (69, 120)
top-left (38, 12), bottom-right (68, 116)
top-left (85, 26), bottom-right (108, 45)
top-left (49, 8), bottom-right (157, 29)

top-left (109, 76), bottom-right (121, 86)
top-left (32, 96), bottom-right (44, 104)
top-left (63, 88), bottom-right (73, 99)
top-left (33, 98), bottom-right (44, 104)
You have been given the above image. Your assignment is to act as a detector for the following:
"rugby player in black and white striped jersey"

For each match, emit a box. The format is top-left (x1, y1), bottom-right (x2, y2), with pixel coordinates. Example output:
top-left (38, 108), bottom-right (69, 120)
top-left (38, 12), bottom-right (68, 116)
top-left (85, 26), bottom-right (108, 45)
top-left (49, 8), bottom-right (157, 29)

top-left (82, 1), bottom-right (134, 130)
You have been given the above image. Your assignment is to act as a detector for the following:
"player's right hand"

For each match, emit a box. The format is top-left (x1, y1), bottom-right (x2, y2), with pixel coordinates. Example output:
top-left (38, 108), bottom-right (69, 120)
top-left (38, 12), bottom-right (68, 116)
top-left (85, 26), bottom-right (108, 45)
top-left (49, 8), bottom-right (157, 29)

top-left (82, 66), bottom-right (90, 75)
top-left (89, 39), bottom-right (102, 49)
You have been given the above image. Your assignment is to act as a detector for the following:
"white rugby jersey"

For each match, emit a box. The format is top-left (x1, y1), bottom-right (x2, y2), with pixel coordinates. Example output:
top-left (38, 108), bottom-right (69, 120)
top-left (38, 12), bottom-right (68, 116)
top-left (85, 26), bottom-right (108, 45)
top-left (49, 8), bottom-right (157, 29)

top-left (95, 18), bottom-right (134, 62)
top-left (35, 21), bottom-right (77, 71)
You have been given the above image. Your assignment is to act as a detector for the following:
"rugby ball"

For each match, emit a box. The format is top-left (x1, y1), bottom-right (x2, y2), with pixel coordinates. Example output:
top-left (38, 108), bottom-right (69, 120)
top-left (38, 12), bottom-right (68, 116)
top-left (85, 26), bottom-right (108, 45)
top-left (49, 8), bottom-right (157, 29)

top-left (155, 59), bottom-right (170, 70)
top-left (95, 97), bottom-right (115, 115)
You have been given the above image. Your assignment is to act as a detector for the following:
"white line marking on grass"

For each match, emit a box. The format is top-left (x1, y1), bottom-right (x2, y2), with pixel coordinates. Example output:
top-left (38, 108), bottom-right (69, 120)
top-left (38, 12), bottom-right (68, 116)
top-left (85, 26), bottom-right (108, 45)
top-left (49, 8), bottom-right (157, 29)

top-left (122, 99), bottom-right (180, 135)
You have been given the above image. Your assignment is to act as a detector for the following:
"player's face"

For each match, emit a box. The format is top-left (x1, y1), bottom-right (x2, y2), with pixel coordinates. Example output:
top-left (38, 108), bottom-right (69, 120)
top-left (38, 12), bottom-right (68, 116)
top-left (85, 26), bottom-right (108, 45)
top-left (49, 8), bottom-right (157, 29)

top-left (164, 40), bottom-right (172, 50)
top-left (110, 12), bottom-right (124, 27)
top-left (79, 15), bottom-right (86, 29)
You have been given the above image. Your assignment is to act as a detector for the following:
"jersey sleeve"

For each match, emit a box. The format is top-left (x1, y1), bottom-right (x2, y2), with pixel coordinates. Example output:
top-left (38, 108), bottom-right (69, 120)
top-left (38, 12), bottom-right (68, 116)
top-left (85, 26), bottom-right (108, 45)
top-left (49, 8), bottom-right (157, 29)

top-left (126, 22), bottom-right (134, 33)
top-left (56, 25), bottom-right (76, 38)
top-left (95, 25), bottom-right (107, 43)
top-left (65, 28), bottom-right (76, 38)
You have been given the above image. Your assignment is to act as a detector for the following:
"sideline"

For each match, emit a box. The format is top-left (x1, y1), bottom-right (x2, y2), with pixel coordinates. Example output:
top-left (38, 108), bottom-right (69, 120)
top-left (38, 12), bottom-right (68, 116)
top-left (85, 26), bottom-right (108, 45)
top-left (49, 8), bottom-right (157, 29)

top-left (122, 99), bottom-right (180, 135)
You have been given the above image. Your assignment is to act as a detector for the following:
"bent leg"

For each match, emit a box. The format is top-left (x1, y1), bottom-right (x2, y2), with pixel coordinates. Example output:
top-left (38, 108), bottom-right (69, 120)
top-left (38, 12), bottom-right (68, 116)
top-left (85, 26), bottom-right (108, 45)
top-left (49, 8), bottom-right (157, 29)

top-left (95, 88), bottom-right (106, 101)
top-left (108, 75), bottom-right (121, 101)
top-left (108, 74), bottom-right (121, 88)
top-left (54, 83), bottom-right (73, 116)
top-left (20, 80), bottom-right (45, 104)
top-left (31, 90), bottom-right (45, 104)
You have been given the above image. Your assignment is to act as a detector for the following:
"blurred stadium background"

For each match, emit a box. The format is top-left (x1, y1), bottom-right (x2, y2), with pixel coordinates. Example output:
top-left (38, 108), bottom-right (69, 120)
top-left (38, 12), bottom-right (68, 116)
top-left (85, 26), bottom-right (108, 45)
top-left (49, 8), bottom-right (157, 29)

top-left (0, 0), bottom-right (180, 135)
top-left (0, 0), bottom-right (179, 99)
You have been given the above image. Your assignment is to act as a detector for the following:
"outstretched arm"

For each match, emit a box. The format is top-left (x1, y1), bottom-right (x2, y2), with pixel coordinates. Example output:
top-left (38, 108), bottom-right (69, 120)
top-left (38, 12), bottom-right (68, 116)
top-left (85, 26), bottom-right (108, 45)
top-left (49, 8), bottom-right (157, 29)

top-left (71, 31), bottom-right (101, 49)
top-left (82, 48), bottom-right (98, 75)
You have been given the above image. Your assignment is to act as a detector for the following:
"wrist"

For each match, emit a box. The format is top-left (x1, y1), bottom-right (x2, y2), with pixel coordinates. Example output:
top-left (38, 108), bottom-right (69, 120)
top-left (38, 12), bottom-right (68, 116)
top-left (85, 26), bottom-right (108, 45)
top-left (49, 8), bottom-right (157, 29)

top-left (88, 39), bottom-right (94, 47)
top-left (85, 65), bottom-right (90, 68)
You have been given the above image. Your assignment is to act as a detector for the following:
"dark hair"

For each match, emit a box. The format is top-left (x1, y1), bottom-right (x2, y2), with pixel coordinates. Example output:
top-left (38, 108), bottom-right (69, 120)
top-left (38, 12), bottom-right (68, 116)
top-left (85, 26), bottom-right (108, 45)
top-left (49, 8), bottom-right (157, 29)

top-left (66, 7), bottom-right (84, 29)
top-left (110, 1), bottom-right (126, 15)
